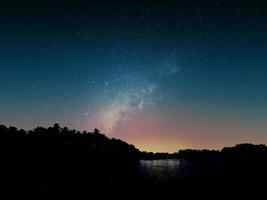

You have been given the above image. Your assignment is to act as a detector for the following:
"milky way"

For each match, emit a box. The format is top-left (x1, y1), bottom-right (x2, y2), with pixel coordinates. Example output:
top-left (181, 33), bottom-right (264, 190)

top-left (1, 1), bottom-right (267, 152)
top-left (95, 63), bottom-right (178, 134)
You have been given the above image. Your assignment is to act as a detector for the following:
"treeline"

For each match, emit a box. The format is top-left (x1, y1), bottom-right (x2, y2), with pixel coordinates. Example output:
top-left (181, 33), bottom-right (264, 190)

top-left (177, 143), bottom-right (267, 161)
top-left (140, 152), bottom-right (178, 160)
top-left (141, 143), bottom-right (267, 161)
top-left (0, 123), bottom-right (266, 162)
top-left (177, 149), bottom-right (220, 160)
top-left (0, 124), bottom-right (140, 162)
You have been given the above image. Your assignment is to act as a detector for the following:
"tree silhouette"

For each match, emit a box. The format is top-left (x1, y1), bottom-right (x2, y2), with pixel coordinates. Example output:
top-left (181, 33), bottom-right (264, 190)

top-left (0, 124), bottom-right (266, 199)
top-left (0, 124), bottom-right (140, 162)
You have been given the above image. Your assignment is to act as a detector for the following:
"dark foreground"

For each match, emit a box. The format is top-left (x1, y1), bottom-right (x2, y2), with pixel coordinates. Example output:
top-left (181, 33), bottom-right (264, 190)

top-left (0, 124), bottom-right (266, 198)
top-left (1, 157), bottom-right (266, 199)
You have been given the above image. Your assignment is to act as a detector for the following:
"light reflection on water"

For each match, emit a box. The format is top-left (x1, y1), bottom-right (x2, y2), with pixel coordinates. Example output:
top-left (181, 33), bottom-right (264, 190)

top-left (140, 159), bottom-right (180, 170)
top-left (139, 159), bottom-right (181, 180)
top-left (138, 159), bottom-right (223, 182)
top-left (136, 159), bottom-right (224, 195)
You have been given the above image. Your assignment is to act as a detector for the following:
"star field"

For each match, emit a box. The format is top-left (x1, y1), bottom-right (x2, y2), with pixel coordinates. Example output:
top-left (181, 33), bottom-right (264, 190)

top-left (0, 0), bottom-right (267, 152)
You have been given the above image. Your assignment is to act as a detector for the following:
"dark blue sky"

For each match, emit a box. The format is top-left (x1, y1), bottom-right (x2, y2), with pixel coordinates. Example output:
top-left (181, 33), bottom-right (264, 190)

top-left (1, 0), bottom-right (267, 152)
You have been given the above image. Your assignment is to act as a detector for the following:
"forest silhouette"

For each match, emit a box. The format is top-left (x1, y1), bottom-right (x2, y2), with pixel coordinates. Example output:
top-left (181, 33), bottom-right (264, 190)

top-left (0, 124), bottom-right (266, 199)
top-left (0, 123), bottom-right (139, 162)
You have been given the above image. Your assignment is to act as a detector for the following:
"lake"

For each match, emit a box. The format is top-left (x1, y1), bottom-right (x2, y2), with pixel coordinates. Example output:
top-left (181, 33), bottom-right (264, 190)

top-left (139, 159), bottom-right (181, 179)
top-left (136, 159), bottom-right (224, 194)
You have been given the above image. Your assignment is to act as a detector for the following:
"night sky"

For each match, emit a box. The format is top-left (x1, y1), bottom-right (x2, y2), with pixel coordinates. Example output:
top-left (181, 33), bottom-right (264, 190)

top-left (1, 0), bottom-right (267, 152)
